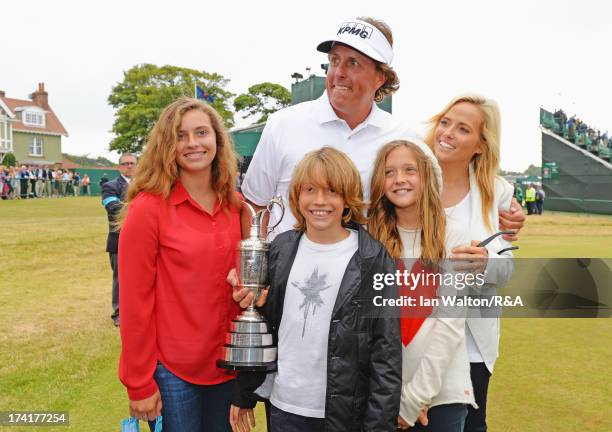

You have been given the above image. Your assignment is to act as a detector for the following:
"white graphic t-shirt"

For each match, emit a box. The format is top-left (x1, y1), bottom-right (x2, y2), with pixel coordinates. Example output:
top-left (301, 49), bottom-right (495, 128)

top-left (269, 229), bottom-right (358, 418)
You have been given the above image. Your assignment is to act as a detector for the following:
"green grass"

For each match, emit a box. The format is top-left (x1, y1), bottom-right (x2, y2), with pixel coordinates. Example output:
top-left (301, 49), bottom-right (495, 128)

top-left (0, 197), bottom-right (124, 431)
top-left (490, 319), bottom-right (612, 432)
top-left (489, 210), bottom-right (612, 431)
top-left (514, 211), bottom-right (612, 258)
top-left (0, 199), bottom-right (610, 431)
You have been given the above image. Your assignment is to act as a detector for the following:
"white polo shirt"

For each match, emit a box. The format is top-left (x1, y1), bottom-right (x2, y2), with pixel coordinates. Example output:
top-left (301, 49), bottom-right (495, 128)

top-left (241, 92), bottom-right (418, 237)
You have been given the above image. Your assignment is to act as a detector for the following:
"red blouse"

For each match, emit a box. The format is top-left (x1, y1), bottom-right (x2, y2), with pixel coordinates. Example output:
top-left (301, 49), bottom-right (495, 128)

top-left (118, 181), bottom-right (241, 400)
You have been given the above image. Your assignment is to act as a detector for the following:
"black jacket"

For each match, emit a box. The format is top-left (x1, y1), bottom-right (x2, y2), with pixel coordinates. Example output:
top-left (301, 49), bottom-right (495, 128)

top-left (233, 224), bottom-right (401, 431)
top-left (102, 176), bottom-right (128, 253)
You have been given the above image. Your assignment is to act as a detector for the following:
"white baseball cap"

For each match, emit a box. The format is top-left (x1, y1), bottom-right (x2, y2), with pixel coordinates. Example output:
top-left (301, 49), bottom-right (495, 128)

top-left (317, 18), bottom-right (394, 65)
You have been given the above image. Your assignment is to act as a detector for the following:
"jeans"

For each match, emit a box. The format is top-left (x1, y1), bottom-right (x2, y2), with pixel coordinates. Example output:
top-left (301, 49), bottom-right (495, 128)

top-left (535, 200), bottom-right (543, 214)
top-left (464, 362), bottom-right (491, 432)
top-left (409, 403), bottom-right (467, 432)
top-left (148, 362), bottom-right (233, 432)
top-left (269, 404), bottom-right (325, 432)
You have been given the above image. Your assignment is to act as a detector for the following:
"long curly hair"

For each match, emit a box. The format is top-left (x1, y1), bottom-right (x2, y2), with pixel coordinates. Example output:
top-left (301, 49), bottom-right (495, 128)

top-left (367, 140), bottom-right (446, 263)
top-left (118, 97), bottom-right (240, 227)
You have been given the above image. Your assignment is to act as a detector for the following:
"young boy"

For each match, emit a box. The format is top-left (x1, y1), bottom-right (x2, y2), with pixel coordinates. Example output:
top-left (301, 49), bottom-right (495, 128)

top-left (230, 147), bottom-right (401, 432)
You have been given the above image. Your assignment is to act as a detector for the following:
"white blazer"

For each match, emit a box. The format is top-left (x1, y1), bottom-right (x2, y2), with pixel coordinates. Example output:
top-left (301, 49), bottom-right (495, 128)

top-left (465, 164), bottom-right (514, 373)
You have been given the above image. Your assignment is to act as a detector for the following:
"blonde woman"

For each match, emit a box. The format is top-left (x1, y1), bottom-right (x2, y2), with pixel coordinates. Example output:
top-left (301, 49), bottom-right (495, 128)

top-left (424, 93), bottom-right (515, 432)
top-left (369, 139), bottom-right (476, 431)
top-left (118, 97), bottom-right (243, 431)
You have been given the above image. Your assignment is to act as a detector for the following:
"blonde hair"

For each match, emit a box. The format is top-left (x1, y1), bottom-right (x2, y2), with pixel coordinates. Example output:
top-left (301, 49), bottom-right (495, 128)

top-left (424, 93), bottom-right (501, 232)
top-left (119, 97), bottom-right (240, 226)
top-left (367, 140), bottom-right (446, 263)
top-left (289, 147), bottom-right (367, 231)
top-left (357, 16), bottom-right (399, 102)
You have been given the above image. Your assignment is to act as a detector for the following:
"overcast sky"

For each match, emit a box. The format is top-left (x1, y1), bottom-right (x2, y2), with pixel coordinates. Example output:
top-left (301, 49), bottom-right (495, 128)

top-left (2, 0), bottom-right (610, 171)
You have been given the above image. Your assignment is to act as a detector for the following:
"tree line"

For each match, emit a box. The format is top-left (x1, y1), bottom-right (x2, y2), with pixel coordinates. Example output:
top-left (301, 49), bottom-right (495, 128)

top-left (108, 64), bottom-right (291, 154)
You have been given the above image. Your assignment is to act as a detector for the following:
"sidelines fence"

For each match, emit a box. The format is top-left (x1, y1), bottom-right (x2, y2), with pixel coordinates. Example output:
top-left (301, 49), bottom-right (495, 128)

top-left (77, 168), bottom-right (120, 196)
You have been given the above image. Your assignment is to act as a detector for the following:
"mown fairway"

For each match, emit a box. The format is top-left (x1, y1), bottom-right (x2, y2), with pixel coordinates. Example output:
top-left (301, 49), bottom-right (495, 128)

top-left (0, 199), bottom-right (610, 431)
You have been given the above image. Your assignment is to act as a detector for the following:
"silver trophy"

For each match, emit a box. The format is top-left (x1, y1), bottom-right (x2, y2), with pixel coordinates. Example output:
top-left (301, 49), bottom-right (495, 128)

top-left (217, 196), bottom-right (284, 371)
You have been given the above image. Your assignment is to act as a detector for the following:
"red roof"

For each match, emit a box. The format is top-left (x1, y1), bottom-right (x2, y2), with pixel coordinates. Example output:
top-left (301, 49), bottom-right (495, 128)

top-left (0, 96), bottom-right (68, 136)
top-left (61, 157), bottom-right (80, 169)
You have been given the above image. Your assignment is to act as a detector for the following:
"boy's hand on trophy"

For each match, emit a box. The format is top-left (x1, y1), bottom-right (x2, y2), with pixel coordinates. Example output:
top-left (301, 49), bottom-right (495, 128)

top-left (227, 268), bottom-right (269, 308)
top-left (227, 268), bottom-right (239, 287)
top-left (227, 268), bottom-right (250, 307)
top-left (255, 287), bottom-right (269, 307)
top-left (232, 288), bottom-right (269, 308)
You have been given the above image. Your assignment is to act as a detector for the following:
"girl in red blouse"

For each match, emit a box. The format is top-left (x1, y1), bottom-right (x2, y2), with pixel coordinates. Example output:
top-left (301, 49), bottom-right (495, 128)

top-left (118, 97), bottom-right (243, 431)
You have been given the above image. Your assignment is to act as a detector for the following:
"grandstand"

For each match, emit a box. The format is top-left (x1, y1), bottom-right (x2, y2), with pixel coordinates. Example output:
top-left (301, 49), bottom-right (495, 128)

top-left (540, 108), bottom-right (612, 214)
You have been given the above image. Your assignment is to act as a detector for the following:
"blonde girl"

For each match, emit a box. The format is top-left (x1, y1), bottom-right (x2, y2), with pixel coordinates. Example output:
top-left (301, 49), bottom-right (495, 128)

top-left (369, 139), bottom-right (477, 431)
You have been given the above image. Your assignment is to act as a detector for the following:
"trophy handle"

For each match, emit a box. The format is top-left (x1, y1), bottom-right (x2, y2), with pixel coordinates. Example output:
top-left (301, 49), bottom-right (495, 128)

top-left (242, 201), bottom-right (258, 220)
top-left (242, 201), bottom-right (262, 239)
top-left (266, 195), bottom-right (285, 235)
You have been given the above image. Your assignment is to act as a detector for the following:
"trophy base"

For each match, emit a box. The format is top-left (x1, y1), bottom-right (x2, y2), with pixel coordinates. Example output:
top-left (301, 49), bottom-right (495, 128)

top-left (220, 344), bottom-right (277, 362)
top-left (218, 308), bottom-right (277, 373)
top-left (216, 359), bottom-right (277, 372)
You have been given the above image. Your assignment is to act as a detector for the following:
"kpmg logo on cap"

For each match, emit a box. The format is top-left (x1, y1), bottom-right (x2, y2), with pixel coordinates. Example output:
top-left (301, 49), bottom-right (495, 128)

top-left (337, 21), bottom-right (373, 39)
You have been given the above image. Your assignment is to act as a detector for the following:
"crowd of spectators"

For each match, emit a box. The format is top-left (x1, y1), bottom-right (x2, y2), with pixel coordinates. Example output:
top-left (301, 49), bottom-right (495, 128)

top-left (0, 165), bottom-right (91, 200)
top-left (552, 109), bottom-right (610, 151)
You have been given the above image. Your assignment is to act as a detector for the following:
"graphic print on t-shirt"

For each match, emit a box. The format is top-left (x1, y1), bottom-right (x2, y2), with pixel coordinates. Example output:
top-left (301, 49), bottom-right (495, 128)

top-left (271, 231), bottom-right (357, 418)
top-left (292, 268), bottom-right (331, 337)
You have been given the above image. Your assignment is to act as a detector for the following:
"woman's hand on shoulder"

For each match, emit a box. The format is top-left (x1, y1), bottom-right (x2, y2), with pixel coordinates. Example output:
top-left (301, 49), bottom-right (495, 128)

top-left (499, 197), bottom-right (525, 241)
top-left (129, 390), bottom-right (162, 422)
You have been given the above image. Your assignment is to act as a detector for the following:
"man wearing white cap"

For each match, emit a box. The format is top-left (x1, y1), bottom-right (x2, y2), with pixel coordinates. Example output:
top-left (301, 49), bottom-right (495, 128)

top-left (240, 16), bottom-right (415, 237)
top-left (230, 18), bottom-right (408, 432)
